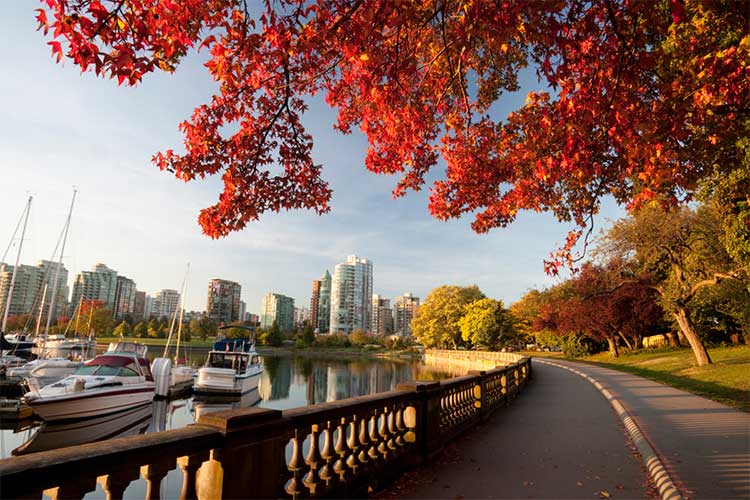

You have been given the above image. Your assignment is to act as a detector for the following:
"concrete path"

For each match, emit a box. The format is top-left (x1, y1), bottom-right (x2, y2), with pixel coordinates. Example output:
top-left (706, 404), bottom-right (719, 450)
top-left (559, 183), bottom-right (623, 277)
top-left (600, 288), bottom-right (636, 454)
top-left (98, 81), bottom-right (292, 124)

top-left (545, 360), bottom-right (750, 500)
top-left (378, 361), bottom-right (651, 499)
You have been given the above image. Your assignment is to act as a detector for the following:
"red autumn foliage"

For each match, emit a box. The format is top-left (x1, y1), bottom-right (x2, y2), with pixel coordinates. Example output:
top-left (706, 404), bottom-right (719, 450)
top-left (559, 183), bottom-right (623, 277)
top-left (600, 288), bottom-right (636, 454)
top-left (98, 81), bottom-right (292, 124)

top-left (35, 0), bottom-right (749, 273)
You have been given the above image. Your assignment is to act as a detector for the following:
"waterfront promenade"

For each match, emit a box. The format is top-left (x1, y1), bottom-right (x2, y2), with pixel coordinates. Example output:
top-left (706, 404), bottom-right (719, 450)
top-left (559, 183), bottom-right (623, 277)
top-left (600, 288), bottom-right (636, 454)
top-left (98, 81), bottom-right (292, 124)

top-left (380, 360), bottom-right (750, 500)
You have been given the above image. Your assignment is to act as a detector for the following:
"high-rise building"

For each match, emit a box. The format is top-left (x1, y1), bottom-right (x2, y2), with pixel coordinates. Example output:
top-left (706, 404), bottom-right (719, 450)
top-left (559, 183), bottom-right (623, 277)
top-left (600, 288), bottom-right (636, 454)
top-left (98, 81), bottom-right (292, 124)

top-left (371, 294), bottom-right (393, 335)
top-left (294, 306), bottom-right (310, 328)
top-left (330, 256), bottom-right (373, 334)
top-left (144, 295), bottom-right (156, 319)
top-left (247, 313), bottom-right (260, 326)
top-left (132, 291), bottom-right (146, 322)
top-left (310, 279), bottom-right (321, 330)
top-left (238, 300), bottom-right (247, 324)
top-left (261, 293), bottom-right (295, 331)
top-left (317, 270), bottom-right (331, 333)
top-left (155, 289), bottom-right (180, 320)
top-left (71, 263), bottom-right (118, 312)
top-left (207, 279), bottom-right (242, 325)
top-left (113, 276), bottom-right (137, 320)
top-left (394, 293), bottom-right (420, 337)
top-left (0, 260), bottom-right (69, 324)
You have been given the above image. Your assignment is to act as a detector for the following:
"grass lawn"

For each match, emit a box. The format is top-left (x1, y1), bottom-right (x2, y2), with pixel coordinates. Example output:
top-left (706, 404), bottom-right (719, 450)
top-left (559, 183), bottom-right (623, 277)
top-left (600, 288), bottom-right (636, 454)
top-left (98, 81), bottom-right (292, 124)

top-left (577, 345), bottom-right (750, 412)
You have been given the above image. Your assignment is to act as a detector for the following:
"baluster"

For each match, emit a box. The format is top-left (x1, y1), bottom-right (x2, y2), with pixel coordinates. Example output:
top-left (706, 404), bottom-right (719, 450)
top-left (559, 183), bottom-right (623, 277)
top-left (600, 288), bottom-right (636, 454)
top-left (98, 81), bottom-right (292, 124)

top-left (304, 423), bottom-right (323, 496)
top-left (287, 429), bottom-right (306, 499)
top-left (501, 373), bottom-right (508, 399)
top-left (394, 406), bottom-right (406, 448)
top-left (141, 462), bottom-right (173, 500)
top-left (367, 412), bottom-right (380, 462)
top-left (99, 469), bottom-right (140, 500)
top-left (355, 414), bottom-right (370, 468)
top-left (318, 420), bottom-right (337, 490)
top-left (386, 405), bottom-right (399, 453)
top-left (177, 452), bottom-right (207, 500)
top-left (333, 417), bottom-right (352, 483)
top-left (378, 407), bottom-right (391, 460)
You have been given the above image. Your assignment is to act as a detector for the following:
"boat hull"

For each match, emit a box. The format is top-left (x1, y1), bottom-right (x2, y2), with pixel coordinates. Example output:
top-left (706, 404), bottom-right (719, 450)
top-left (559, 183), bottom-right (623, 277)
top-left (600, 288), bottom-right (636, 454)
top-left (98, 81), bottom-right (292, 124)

top-left (26, 385), bottom-right (155, 421)
top-left (193, 368), bottom-right (262, 396)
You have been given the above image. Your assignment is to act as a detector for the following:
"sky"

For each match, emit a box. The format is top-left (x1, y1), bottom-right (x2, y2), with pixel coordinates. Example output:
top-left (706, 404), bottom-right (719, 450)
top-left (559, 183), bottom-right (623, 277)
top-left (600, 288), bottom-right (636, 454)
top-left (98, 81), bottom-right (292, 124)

top-left (0, 4), bottom-right (626, 314)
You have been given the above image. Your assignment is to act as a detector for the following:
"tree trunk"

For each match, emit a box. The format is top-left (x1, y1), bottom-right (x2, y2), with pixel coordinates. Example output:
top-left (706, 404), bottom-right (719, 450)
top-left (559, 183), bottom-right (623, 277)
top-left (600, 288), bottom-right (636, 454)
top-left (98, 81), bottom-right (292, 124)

top-left (606, 336), bottom-right (619, 357)
top-left (618, 331), bottom-right (633, 350)
top-left (673, 307), bottom-right (712, 365)
top-left (635, 334), bottom-right (644, 349)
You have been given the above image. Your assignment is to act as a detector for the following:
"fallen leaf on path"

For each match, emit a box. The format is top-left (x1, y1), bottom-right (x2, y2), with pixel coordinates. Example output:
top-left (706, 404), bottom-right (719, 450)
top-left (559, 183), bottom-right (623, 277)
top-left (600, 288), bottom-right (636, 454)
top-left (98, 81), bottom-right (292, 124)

top-left (615, 484), bottom-right (624, 490)
top-left (576, 481), bottom-right (584, 487)
top-left (599, 490), bottom-right (611, 498)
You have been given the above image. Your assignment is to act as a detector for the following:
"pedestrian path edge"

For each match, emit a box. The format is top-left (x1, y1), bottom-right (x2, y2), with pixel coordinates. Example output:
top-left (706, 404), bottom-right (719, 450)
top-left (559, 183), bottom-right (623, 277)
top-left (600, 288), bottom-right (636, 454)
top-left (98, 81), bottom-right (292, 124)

top-left (536, 359), bottom-right (684, 500)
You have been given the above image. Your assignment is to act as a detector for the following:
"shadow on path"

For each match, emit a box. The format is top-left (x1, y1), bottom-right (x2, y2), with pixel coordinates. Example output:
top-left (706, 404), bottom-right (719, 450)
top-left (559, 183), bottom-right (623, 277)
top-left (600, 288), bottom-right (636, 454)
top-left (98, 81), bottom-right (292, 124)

top-left (377, 362), bottom-right (652, 499)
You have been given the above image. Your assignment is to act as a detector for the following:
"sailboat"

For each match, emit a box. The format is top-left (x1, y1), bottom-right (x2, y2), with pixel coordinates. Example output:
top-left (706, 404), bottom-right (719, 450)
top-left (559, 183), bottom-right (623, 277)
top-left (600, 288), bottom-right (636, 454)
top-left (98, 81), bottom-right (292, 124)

top-left (152, 264), bottom-right (196, 398)
top-left (0, 196), bottom-right (34, 365)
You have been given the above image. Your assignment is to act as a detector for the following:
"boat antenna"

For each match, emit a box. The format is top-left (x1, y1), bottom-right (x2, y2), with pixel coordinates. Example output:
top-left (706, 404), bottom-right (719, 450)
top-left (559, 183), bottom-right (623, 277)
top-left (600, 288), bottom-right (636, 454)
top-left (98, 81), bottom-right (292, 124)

top-left (1, 196), bottom-right (32, 333)
top-left (41, 188), bottom-right (76, 356)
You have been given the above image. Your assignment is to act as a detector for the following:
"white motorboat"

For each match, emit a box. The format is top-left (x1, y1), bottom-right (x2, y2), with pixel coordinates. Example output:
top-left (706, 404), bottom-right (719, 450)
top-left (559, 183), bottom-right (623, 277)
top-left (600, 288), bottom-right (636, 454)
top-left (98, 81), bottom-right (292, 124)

top-left (194, 335), bottom-right (263, 397)
top-left (23, 342), bottom-right (155, 421)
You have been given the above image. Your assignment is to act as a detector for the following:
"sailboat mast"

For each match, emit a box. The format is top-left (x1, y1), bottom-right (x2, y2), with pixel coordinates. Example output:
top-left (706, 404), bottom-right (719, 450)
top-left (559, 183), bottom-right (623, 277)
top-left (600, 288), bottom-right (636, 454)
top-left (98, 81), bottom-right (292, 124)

top-left (35, 283), bottom-right (48, 335)
top-left (175, 263), bottom-right (190, 363)
top-left (43, 189), bottom-right (76, 340)
top-left (1, 195), bottom-right (32, 333)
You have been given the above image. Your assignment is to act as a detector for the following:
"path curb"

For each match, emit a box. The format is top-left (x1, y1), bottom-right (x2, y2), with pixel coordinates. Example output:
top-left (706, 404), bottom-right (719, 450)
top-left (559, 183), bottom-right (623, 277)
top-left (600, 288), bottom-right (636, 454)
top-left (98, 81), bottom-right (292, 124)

top-left (536, 359), bottom-right (683, 500)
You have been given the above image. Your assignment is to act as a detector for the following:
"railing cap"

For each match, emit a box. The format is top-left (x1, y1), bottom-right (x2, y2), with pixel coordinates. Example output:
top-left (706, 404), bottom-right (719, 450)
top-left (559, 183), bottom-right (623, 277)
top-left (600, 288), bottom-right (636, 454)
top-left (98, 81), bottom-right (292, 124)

top-left (197, 407), bottom-right (283, 433)
top-left (395, 380), bottom-right (440, 392)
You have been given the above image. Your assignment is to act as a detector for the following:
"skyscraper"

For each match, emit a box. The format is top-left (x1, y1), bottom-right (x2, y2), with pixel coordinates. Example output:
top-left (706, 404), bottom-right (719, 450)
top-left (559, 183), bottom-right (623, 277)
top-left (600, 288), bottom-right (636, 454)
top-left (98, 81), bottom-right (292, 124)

top-left (371, 294), bottom-right (393, 335)
top-left (0, 261), bottom-right (70, 324)
top-left (71, 263), bottom-right (118, 312)
top-left (113, 276), bottom-right (137, 320)
top-left (155, 289), bottom-right (180, 320)
top-left (394, 293), bottom-right (420, 337)
top-left (132, 290), bottom-right (146, 322)
top-left (206, 279), bottom-right (242, 325)
top-left (317, 270), bottom-right (331, 333)
top-left (261, 293), bottom-right (295, 332)
top-left (310, 279), bottom-right (321, 330)
top-left (330, 256), bottom-right (373, 334)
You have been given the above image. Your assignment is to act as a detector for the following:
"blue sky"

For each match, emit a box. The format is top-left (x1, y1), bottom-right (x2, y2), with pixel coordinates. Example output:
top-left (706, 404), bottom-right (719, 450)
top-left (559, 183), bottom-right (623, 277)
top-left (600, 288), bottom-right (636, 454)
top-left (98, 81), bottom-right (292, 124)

top-left (0, 4), bottom-right (625, 313)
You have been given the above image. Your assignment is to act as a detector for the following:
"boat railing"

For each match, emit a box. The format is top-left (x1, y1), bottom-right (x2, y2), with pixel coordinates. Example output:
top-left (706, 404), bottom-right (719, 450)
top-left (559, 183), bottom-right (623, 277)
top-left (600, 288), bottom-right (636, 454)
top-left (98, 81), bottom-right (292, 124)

top-left (0, 355), bottom-right (531, 499)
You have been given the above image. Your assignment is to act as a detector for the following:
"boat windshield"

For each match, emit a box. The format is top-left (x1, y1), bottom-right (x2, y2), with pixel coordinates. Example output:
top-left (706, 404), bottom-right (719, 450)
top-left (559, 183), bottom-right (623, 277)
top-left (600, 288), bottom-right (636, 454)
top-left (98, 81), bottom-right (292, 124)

top-left (208, 353), bottom-right (249, 372)
top-left (73, 364), bottom-right (140, 377)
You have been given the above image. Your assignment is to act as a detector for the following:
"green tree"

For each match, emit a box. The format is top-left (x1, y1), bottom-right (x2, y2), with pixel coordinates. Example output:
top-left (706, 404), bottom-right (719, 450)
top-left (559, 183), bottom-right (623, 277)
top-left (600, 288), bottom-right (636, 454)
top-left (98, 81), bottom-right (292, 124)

top-left (301, 324), bottom-right (315, 347)
top-left (189, 317), bottom-right (218, 341)
top-left (112, 320), bottom-right (132, 337)
top-left (266, 321), bottom-right (282, 347)
top-left (411, 285), bottom-right (485, 349)
top-left (147, 319), bottom-right (159, 338)
top-left (601, 203), bottom-right (748, 365)
top-left (459, 298), bottom-right (515, 350)
top-left (133, 322), bottom-right (147, 338)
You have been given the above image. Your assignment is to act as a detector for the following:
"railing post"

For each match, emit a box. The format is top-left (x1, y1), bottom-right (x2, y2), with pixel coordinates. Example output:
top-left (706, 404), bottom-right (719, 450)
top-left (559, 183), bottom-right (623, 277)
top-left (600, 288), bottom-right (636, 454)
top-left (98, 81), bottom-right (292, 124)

top-left (395, 381), bottom-right (442, 465)
top-left (468, 370), bottom-right (488, 422)
top-left (197, 407), bottom-right (287, 499)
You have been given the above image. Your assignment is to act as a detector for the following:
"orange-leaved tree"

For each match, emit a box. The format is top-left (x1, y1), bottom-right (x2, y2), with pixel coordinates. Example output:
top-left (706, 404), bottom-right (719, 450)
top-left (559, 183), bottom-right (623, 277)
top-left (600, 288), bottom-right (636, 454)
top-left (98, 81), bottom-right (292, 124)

top-left (36, 0), bottom-right (749, 272)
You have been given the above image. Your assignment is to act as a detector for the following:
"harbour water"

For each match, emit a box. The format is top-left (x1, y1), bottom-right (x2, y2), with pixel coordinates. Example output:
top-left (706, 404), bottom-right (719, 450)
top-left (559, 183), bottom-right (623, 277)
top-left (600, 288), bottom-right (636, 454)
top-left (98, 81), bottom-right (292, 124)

top-left (0, 352), bottom-right (461, 461)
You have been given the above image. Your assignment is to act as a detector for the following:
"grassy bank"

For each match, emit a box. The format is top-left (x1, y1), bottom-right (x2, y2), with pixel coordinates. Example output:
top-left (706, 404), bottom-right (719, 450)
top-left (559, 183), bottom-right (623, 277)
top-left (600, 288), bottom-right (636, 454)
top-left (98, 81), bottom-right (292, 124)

top-left (578, 345), bottom-right (750, 412)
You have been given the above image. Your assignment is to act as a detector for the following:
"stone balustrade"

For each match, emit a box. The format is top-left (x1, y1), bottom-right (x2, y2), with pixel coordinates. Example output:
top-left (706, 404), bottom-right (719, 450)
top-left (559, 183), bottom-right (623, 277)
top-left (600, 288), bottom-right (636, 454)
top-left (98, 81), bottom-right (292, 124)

top-left (0, 356), bottom-right (532, 499)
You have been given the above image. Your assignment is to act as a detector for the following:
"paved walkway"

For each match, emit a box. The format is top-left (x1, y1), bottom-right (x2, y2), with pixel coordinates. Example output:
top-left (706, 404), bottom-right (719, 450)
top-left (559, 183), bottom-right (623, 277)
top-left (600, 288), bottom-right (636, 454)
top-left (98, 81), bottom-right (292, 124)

top-left (546, 359), bottom-right (750, 500)
top-left (379, 361), bottom-right (650, 499)
top-left (379, 360), bottom-right (750, 500)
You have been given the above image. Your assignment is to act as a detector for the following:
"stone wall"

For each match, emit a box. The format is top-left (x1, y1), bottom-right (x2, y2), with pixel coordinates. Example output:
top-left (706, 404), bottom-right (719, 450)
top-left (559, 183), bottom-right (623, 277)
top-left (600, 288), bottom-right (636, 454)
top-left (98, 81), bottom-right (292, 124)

top-left (425, 349), bottom-right (527, 372)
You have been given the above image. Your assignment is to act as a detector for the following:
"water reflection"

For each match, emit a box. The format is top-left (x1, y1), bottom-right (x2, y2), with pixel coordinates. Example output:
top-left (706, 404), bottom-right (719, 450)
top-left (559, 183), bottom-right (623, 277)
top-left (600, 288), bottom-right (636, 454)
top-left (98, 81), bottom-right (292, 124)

top-left (1, 354), bottom-right (462, 460)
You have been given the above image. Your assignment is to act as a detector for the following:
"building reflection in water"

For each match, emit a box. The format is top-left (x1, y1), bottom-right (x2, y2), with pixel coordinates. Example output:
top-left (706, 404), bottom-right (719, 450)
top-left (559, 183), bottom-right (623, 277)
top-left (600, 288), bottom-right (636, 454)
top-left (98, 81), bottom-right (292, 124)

top-left (258, 356), bottom-right (427, 406)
